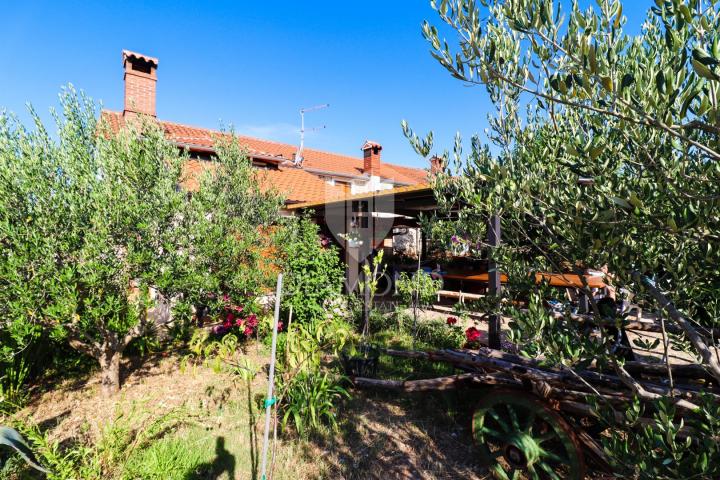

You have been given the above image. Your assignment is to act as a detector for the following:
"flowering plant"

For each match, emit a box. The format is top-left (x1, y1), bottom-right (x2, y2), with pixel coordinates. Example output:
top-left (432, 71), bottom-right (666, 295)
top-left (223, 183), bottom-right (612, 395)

top-left (210, 296), bottom-right (268, 339)
top-left (446, 316), bottom-right (458, 326)
top-left (465, 326), bottom-right (483, 347)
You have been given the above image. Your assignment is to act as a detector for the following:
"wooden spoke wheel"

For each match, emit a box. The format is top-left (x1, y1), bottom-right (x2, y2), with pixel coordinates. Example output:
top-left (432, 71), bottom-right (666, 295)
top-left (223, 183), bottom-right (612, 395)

top-left (472, 389), bottom-right (585, 480)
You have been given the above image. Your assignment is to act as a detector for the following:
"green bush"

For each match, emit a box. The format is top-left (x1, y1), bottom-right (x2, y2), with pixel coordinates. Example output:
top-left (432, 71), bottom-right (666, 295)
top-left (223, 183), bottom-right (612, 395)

top-left (275, 217), bottom-right (345, 324)
top-left (279, 371), bottom-right (349, 437)
top-left (395, 271), bottom-right (441, 309)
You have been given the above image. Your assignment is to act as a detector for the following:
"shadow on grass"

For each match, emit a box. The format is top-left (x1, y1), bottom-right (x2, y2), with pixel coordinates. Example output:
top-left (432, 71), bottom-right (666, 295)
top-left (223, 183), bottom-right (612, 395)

top-left (183, 436), bottom-right (236, 480)
top-left (309, 387), bottom-right (489, 479)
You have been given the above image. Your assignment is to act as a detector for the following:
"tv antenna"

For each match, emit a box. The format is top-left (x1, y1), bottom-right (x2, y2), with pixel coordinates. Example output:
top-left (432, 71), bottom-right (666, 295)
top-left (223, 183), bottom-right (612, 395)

top-left (295, 103), bottom-right (329, 166)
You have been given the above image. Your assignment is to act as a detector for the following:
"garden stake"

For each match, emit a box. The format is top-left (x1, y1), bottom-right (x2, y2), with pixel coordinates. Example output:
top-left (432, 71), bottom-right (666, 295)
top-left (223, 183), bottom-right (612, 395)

top-left (260, 272), bottom-right (283, 480)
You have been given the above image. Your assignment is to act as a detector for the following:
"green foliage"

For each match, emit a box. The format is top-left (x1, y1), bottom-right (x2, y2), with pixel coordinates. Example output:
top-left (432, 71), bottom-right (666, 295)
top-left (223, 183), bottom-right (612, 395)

top-left (418, 0), bottom-right (720, 475)
top-left (422, 0), bottom-right (720, 325)
top-left (276, 311), bottom-right (353, 436)
top-left (0, 359), bottom-right (30, 413)
top-left (275, 216), bottom-right (345, 324)
top-left (0, 88), bottom-right (187, 393)
top-left (181, 329), bottom-right (252, 375)
top-left (0, 87), bottom-right (281, 394)
top-left (121, 435), bottom-right (208, 480)
top-left (593, 395), bottom-right (720, 479)
top-left (395, 271), bottom-right (442, 309)
top-left (280, 371), bottom-right (350, 437)
top-left (0, 426), bottom-right (47, 474)
top-left (162, 134), bottom-right (282, 312)
top-left (10, 421), bottom-right (100, 479)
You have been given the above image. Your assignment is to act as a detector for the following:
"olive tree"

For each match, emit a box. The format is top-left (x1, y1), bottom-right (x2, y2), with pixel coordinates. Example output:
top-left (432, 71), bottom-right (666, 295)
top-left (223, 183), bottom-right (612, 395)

top-left (411, 0), bottom-right (720, 476)
top-left (0, 88), bottom-right (281, 395)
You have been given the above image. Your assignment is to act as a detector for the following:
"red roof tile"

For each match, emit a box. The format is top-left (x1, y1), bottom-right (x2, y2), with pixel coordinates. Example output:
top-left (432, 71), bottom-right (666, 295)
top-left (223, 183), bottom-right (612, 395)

top-left (101, 110), bottom-right (428, 203)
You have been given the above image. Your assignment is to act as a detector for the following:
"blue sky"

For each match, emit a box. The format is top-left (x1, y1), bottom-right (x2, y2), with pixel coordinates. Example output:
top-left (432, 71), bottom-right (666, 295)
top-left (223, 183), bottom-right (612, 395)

top-left (1, 1), bottom-right (651, 169)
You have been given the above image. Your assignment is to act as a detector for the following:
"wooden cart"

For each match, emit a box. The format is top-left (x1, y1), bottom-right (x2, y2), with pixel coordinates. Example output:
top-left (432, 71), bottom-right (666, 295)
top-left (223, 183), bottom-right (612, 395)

top-left (350, 346), bottom-right (716, 479)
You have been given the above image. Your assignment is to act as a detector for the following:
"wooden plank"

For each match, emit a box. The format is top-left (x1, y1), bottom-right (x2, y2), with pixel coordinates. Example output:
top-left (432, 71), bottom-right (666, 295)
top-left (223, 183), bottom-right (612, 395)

top-left (535, 272), bottom-right (606, 289)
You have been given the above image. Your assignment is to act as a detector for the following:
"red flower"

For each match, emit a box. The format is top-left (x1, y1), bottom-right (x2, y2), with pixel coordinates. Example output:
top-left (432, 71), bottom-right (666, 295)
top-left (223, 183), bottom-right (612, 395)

top-left (465, 326), bottom-right (482, 343)
top-left (446, 316), bottom-right (458, 326)
top-left (277, 321), bottom-right (284, 332)
top-left (245, 314), bottom-right (258, 328)
top-left (244, 325), bottom-right (254, 336)
top-left (235, 317), bottom-right (244, 327)
top-left (223, 319), bottom-right (232, 329)
top-left (226, 313), bottom-right (235, 323)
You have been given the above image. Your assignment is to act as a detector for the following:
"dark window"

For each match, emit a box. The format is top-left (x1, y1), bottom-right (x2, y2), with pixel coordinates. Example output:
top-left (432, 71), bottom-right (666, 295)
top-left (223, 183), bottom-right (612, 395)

top-left (352, 200), bottom-right (368, 213)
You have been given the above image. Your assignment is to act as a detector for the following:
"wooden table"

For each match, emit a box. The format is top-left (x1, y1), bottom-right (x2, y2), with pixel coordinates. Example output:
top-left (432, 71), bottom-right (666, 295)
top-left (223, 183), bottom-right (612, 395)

top-left (442, 272), bottom-right (509, 283)
top-left (534, 272), bottom-right (606, 289)
top-left (442, 272), bottom-right (604, 288)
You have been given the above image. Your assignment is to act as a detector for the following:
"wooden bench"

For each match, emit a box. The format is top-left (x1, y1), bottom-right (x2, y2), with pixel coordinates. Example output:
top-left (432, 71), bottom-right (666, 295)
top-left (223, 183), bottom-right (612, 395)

top-left (436, 289), bottom-right (485, 304)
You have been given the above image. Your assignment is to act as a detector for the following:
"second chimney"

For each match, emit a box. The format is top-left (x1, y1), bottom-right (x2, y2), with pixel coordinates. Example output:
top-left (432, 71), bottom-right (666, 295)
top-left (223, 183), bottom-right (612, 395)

top-left (429, 155), bottom-right (444, 175)
top-left (122, 50), bottom-right (158, 118)
top-left (362, 140), bottom-right (382, 176)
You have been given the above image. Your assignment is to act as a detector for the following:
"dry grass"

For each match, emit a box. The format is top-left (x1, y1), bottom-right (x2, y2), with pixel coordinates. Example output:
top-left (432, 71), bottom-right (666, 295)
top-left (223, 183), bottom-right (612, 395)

top-left (5, 346), bottom-right (492, 479)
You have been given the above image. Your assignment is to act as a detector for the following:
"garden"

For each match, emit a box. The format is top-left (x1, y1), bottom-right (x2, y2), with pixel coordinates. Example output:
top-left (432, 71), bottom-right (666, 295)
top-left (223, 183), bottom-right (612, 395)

top-left (2, 0), bottom-right (720, 479)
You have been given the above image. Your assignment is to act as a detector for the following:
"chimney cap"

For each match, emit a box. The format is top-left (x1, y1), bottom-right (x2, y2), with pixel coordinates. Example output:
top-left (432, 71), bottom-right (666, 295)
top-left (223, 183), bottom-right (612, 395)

top-left (361, 140), bottom-right (382, 151)
top-left (122, 50), bottom-right (159, 67)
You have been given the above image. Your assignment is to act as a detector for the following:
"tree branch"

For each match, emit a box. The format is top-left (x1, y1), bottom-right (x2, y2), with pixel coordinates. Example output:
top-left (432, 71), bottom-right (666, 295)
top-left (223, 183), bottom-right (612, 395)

top-left (633, 271), bottom-right (720, 384)
top-left (611, 357), bottom-right (699, 411)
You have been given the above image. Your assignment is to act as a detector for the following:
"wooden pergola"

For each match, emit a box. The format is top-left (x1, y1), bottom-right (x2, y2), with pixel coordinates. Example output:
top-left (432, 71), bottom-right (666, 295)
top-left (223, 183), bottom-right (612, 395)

top-left (287, 184), bottom-right (506, 348)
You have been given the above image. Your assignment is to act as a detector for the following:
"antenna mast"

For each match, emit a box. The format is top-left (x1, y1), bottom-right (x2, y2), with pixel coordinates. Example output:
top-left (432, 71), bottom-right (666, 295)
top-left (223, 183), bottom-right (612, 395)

top-left (296, 103), bottom-right (329, 166)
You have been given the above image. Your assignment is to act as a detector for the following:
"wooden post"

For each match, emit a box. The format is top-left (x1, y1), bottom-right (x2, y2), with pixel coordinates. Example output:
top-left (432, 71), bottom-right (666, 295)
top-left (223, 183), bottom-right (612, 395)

top-left (488, 215), bottom-right (502, 349)
top-left (362, 257), bottom-right (371, 336)
top-left (578, 293), bottom-right (589, 314)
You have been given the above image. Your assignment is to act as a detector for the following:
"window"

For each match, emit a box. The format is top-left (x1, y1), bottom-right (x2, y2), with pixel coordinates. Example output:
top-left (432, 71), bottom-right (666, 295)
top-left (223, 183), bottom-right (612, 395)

top-left (352, 200), bottom-right (368, 213)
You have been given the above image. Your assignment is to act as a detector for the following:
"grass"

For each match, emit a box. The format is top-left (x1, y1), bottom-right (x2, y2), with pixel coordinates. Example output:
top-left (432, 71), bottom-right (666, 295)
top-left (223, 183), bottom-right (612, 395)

top-left (2, 312), bottom-right (490, 480)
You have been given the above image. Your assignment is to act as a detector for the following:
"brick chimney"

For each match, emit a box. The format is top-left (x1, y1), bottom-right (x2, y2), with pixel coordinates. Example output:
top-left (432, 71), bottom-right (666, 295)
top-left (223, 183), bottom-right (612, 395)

top-left (429, 155), bottom-right (444, 175)
top-left (361, 140), bottom-right (382, 176)
top-left (122, 50), bottom-right (158, 118)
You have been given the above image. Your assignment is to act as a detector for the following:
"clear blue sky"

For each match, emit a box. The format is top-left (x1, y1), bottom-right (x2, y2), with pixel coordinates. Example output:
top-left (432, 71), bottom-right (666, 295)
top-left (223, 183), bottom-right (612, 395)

top-left (0, 1), bottom-right (651, 169)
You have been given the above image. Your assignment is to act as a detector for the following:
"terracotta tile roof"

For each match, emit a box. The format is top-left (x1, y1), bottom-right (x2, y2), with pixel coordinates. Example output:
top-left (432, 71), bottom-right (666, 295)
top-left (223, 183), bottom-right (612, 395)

top-left (256, 167), bottom-right (347, 204)
top-left (100, 110), bottom-right (428, 203)
top-left (287, 183), bottom-right (433, 210)
top-left (122, 50), bottom-right (159, 66)
top-left (180, 159), bottom-right (347, 204)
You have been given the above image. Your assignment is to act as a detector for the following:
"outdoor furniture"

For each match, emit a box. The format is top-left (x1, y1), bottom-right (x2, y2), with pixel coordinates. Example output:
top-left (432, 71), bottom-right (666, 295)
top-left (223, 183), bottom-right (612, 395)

top-left (443, 272), bottom-right (509, 283)
top-left (535, 272), bottom-right (607, 314)
top-left (436, 289), bottom-right (484, 304)
top-left (534, 272), bottom-right (606, 289)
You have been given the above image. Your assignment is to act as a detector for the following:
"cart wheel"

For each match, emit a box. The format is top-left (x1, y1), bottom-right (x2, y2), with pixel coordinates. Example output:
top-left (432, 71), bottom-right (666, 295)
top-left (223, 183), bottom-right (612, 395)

top-left (472, 389), bottom-right (585, 480)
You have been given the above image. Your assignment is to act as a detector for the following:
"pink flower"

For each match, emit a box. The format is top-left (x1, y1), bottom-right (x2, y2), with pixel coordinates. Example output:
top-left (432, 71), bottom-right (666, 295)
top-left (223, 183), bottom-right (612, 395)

top-left (245, 314), bottom-right (258, 328)
top-left (446, 316), bottom-right (458, 326)
top-left (235, 317), bottom-right (244, 327)
top-left (222, 294), bottom-right (230, 302)
top-left (465, 326), bottom-right (482, 343)
top-left (277, 321), bottom-right (284, 332)
top-left (226, 313), bottom-right (235, 323)
top-left (232, 305), bottom-right (244, 313)
top-left (223, 319), bottom-right (232, 329)
top-left (244, 325), bottom-right (254, 336)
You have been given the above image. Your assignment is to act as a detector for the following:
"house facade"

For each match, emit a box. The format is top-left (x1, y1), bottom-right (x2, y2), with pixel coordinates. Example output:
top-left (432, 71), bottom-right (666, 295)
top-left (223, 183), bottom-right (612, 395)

top-left (101, 50), bottom-right (430, 208)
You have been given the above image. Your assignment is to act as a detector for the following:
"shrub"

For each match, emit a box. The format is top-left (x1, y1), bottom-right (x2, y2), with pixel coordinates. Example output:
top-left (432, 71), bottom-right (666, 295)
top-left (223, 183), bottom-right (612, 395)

top-left (395, 270), bottom-right (441, 309)
top-left (275, 216), bottom-right (345, 324)
top-left (279, 371), bottom-right (350, 437)
top-left (0, 88), bottom-right (281, 395)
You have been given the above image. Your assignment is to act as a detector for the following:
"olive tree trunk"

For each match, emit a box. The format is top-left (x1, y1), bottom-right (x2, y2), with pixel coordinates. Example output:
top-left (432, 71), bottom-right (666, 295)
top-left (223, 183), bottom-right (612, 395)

top-left (67, 324), bottom-right (145, 397)
top-left (98, 346), bottom-right (122, 396)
